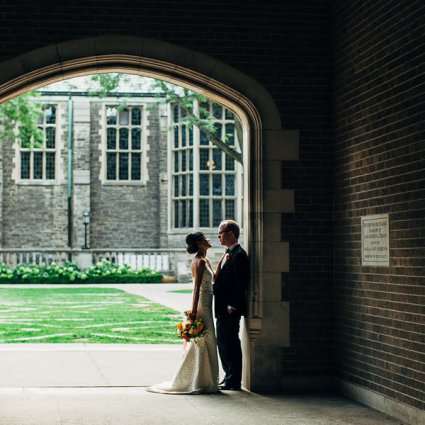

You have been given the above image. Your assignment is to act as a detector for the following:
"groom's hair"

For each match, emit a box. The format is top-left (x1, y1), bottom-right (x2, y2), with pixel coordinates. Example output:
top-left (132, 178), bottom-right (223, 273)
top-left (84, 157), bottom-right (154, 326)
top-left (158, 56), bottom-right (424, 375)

top-left (221, 220), bottom-right (240, 239)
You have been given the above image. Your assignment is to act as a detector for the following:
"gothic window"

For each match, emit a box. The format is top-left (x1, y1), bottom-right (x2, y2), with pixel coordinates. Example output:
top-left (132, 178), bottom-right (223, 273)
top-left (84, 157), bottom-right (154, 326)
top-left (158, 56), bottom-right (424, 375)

top-left (171, 102), bottom-right (240, 229)
top-left (105, 106), bottom-right (144, 182)
top-left (19, 104), bottom-right (57, 181)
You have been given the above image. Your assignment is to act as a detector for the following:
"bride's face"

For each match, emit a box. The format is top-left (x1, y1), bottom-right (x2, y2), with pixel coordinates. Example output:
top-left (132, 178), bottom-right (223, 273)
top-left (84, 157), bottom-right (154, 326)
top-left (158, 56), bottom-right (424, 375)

top-left (198, 237), bottom-right (211, 250)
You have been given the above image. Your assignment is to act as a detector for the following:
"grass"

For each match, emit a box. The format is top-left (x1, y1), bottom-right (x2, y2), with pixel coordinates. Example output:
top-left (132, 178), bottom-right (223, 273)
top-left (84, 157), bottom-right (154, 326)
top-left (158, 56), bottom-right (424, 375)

top-left (0, 287), bottom-right (182, 344)
top-left (168, 289), bottom-right (192, 294)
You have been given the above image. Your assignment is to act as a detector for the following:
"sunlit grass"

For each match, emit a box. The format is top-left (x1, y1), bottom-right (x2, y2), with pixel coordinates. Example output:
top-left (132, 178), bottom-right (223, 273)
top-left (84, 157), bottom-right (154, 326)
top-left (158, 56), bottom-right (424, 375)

top-left (0, 288), bottom-right (181, 344)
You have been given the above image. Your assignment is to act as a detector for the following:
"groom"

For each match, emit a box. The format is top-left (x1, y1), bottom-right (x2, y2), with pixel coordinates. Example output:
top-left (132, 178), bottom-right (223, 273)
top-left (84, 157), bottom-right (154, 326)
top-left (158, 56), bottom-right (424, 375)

top-left (214, 219), bottom-right (249, 391)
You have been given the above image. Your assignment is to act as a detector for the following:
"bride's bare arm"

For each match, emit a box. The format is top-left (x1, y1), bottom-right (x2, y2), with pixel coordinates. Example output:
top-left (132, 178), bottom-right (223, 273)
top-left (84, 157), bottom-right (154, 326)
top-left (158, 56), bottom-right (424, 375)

top-left (190, 258), bottom-right (206, 320)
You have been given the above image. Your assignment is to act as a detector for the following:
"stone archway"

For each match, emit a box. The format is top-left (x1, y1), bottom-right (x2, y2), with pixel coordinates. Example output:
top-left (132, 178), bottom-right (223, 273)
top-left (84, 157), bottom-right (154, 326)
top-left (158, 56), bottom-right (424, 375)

top-left (0, 36), bottom-right (296, 390)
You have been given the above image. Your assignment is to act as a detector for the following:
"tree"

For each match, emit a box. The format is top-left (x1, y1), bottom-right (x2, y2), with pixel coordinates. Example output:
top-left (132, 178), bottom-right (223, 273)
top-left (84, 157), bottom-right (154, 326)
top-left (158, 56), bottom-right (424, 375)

top-left (152, 80), bottom-right (243, 164)
top-left (0, 91), bottom-right (44, 147)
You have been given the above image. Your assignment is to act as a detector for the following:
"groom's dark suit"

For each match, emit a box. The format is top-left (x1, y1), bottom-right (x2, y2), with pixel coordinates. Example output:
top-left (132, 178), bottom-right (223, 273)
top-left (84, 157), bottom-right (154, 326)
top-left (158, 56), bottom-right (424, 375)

top-left (213, 244), bottom-right (249, 389)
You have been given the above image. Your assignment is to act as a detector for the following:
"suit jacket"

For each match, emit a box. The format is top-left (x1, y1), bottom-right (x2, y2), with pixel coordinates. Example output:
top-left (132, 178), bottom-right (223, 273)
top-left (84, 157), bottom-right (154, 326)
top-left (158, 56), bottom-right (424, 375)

top-left (213, 244), bottom-right (249, 317)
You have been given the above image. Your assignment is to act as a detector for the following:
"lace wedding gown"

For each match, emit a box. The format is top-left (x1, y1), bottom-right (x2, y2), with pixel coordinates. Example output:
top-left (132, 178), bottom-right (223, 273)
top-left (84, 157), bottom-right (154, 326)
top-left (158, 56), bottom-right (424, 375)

top-left (147, 266), bottom-right (219, 394)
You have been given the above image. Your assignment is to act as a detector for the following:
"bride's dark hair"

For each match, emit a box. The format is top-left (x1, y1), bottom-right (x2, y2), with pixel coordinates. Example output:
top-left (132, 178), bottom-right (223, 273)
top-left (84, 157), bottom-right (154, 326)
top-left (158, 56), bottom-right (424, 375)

top-left (185, 232), bottom-right (206, 254)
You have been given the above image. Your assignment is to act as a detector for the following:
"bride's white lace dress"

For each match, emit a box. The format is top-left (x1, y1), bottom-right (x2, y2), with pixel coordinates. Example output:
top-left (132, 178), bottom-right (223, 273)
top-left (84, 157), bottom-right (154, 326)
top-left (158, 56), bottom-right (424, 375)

top-left (147, 266), bottom-right (219, 394)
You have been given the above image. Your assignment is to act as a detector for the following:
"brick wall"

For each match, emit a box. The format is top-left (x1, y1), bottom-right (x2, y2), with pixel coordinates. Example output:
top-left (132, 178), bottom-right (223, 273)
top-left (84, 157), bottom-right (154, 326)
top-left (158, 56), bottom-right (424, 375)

top-left (334, 0), bottom-right (425, 411)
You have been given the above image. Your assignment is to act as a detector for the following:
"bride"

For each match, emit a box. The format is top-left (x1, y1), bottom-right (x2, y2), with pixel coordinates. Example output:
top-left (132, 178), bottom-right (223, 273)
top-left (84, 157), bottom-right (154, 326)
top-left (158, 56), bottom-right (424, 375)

top-left (146, 232), bottom-right (219, 394)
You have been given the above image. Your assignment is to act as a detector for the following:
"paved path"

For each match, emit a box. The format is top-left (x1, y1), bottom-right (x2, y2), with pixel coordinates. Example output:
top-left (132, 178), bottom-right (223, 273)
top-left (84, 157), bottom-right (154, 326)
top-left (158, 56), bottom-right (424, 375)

top-left (0, 284), bottom-right (405, 425)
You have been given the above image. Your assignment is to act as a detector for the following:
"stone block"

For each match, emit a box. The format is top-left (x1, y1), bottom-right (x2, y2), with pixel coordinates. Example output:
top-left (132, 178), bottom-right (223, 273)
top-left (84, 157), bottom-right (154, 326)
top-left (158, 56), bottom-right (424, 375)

top-left (263, 241), bottom-right (289, 272)
top-left (264, 190), bottom-right (294, 213)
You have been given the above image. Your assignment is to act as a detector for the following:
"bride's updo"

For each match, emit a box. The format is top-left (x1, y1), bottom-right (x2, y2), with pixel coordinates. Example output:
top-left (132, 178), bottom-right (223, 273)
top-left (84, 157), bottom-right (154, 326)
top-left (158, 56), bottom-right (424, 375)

top-left (185, 232), bottom-right (206, 254)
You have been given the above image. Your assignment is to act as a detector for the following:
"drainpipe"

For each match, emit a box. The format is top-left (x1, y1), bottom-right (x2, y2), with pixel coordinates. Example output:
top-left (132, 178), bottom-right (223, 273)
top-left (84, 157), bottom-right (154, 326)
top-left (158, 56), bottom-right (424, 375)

top-left (67, 95), bottom-right (73, 261)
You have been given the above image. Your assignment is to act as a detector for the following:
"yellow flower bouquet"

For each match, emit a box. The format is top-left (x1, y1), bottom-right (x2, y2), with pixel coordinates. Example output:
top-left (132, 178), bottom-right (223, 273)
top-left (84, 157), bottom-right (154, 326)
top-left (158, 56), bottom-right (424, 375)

top-left (177, 310), bottom-right (207, 343)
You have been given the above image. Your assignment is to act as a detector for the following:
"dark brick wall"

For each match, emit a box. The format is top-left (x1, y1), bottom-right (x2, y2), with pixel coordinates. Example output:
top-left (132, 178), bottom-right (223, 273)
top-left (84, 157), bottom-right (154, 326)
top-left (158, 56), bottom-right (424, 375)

top-left (334, 0), bottom-right (425, 410)
top-left (0, 1), bottom-right (335, 382)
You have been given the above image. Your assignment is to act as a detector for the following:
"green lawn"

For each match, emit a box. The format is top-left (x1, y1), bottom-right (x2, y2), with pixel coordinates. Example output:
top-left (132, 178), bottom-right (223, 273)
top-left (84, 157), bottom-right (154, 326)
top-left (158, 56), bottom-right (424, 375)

top-left (0, 287), bottom-right (181, 344)
top-left (168, 289), bottom-right (192, 294)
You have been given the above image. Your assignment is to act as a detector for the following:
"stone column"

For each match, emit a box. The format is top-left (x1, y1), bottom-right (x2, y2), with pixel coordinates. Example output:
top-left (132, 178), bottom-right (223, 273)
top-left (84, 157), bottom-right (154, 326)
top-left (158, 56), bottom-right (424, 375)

top-left (72, 97), bottom-right (91, 252)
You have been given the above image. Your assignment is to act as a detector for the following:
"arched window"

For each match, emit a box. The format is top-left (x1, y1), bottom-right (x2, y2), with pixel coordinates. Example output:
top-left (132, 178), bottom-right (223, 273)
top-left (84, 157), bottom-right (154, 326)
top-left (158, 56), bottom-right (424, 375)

top-left (170, 102), bottom-right (242, 229)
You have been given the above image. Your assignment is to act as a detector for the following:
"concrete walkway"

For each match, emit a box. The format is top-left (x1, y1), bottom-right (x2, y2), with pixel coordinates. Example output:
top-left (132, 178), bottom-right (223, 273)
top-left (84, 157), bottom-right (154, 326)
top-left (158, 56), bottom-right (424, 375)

top-left (0, 284), bottom-right (404, 425)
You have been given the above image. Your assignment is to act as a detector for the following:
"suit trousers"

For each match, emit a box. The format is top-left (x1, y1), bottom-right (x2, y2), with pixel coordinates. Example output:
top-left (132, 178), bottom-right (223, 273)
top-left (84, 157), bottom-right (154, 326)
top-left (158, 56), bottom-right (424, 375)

top-left (216, 313), bottom-right (242, 386)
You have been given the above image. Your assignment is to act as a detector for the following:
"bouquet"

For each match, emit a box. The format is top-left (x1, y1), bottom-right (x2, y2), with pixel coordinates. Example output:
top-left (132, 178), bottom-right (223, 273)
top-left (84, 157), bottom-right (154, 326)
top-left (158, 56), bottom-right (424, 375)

top-left (177, 310), bottom-right (207, 343)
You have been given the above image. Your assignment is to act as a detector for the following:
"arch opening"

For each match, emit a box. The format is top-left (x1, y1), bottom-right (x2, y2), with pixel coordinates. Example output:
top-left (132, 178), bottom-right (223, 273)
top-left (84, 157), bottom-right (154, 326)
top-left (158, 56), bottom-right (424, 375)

top-left (0, 36), bottom-right (284, 390)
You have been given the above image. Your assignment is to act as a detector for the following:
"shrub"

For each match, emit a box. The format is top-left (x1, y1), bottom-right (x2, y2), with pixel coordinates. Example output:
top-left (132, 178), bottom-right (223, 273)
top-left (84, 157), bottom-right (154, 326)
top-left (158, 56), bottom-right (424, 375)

top-left (0, 260), bottom-right (162, 284)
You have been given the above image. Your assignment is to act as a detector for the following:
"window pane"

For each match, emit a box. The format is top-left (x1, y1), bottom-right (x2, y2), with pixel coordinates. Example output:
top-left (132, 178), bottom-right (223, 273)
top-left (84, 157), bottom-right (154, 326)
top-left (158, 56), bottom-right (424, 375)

top-left (199, 199), bottom-right (209, 227)
top-left (106, 107), bottom-right (117, 125)
top-left (119, 128), bottom-right (129, 150)
top-left (45, 105), bottom-right (56, 124)
top-left (189, 128), bottom-right (193, 146)
top-left (173, 105), bottom-right (179, 123)
top-left (200, 174), bottom-right (209, 196)
top-left (131, 108), bottom-right (141, 125)
top-left (174, 175), bottom-right (179, 197)
top-left (225, 109), bottom-right (234, 120)
top-left (181, 174), bottom-right (187, 196)
top-left (188, 200), bottom-right (193, 227)
top-left (107, 153), bottom-right (116, 180)
top-left (226, 154), bottom-right (235, 170)
top-left (226, 175), bottom-right (235, 195)
top-left (181, 125), bottom-right (186, 147)
top-left (131, 153), bottom-right (141, 180)
top-left (213, 174), bottom-right (222, 195)
top-left (213, 103), bottom-right (223, 119)
top-left (119, 153), bottom-right (129, 180)
top-left (225, 124), bottom-right (235, 146)
top-left (212, 149), bottom-right (222, 170)
top-left (214, 123), bottom-right (222, 139)
top-left (131, 128), bottom-right (141, 150)
top-left (174, 127), bottom-right (179, 148)
top-left (181, 200), bottom-right (187, 226)
top-left (225, 199), bottom-right (235, 220)
top-left (174, 153), bottom-right (179, 172)
top-left (21, 152), bottom-right (30, 179)
top-left (200, 130), bottom-right (209, 146)
top-left (174, 201), bottom-right (179, 228)
top-left (37, 113), bottom-right (43, 125)
top-left (181, 150), bottom-right (186, 172)
top-left (119, 108), bottom-right (129, 125)
top-left (189, 149), bottom-right (193, 171)
top-left (46, 152), bottom-right (55, 179)
top-left (189, 174), bottom-right (193, 195)
top-left (46, 127), bottom-right (55, 148)
top-left (200, 149), bottom-right (209, 170)
top-left (33, 152), bottom-right (43, 179)
top-left (107, 128), bottom-right (116, 149)
top-left (213, 200), bottom-right (222, 226)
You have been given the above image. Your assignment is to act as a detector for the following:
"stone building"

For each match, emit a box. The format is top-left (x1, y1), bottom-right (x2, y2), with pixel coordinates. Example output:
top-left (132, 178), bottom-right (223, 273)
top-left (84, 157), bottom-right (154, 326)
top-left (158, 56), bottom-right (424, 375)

top-left (0, 1), bottom-right (423, 424)
top-left (0, 78), bottom-right (243, 274)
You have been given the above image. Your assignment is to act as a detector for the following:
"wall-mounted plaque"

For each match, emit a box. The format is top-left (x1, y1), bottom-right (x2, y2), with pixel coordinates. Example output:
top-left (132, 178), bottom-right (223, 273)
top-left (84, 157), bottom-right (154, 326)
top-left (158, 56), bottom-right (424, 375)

top-left (361, 214), bottom-right (389, 266)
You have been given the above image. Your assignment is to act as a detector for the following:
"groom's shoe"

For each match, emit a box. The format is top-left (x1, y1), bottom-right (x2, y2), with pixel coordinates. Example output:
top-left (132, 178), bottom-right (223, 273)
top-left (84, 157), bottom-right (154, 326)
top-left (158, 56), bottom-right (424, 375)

top-left (218, 383), bottom-right (241, 391)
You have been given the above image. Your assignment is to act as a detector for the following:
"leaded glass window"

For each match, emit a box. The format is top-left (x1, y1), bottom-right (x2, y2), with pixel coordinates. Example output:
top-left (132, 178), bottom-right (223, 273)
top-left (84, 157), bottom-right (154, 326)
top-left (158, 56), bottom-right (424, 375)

top-left (105, 106), bottom-right (143, 182)
top-left (171, 102), bottom-right (240, 229)
top-left (19, 104), bottom-right (57, 181)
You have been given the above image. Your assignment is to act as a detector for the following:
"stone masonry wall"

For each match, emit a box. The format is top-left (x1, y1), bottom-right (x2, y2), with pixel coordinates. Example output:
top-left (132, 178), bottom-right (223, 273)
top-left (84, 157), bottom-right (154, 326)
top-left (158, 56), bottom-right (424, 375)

top-left (1, 101), bottom-right (69, 248)
top-left (334, 0), bottom-right (425, 411)
top-left (89, 101), bottom-right (161, 248)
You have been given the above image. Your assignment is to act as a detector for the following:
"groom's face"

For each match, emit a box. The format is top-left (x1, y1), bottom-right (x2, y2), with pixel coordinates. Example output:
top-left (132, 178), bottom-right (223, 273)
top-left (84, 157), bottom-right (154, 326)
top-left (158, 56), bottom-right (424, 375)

top-left (218, 224), bottom-right (231, 247)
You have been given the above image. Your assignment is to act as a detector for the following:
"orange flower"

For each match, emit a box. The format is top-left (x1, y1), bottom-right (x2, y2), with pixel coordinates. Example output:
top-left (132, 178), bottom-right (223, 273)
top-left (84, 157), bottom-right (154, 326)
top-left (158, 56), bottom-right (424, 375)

top-left (189, 328), bottom-right (197, 335)
top-left (177, 322), bottom-right (183, 331)
top-left (183, 320), bottom-right (192, 330)
top-left (196, 322), bottom-right (204, 331)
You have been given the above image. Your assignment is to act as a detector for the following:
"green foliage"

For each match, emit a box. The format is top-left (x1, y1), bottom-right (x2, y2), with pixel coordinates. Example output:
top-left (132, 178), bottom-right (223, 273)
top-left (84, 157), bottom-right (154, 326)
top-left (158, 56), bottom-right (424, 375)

top-left (0, 260), bottom-right (162, 284)
top-left (151, 80), bottom-right (243, 164)
top-left (87, 73), bottom-right (123, 97)
top-left (0, 91), bottom-right (44, 146)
